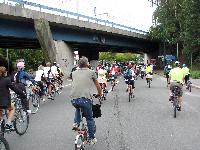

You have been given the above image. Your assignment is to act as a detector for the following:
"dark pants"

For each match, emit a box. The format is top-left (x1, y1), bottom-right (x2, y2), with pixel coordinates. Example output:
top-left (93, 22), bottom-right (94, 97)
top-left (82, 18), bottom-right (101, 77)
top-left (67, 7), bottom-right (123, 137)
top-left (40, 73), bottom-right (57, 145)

top-left (185, 74), bottom-right (190, 84)
top-left (14, 83), bottom-right (29, 111)
top-left (71, 98), bottom-right (95, 139)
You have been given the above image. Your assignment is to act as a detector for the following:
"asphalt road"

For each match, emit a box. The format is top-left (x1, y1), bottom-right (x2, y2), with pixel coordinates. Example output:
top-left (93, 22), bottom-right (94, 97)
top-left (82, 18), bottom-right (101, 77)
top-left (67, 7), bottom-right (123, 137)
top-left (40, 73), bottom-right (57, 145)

top-left (6, 75), bottom-right (200, 150)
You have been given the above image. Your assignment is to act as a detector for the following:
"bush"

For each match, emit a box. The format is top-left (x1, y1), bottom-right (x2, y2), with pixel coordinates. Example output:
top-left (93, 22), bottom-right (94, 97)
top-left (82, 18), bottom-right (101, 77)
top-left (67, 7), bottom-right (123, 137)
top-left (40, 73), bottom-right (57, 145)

top-left (191, 71), bottom-right (200, 79)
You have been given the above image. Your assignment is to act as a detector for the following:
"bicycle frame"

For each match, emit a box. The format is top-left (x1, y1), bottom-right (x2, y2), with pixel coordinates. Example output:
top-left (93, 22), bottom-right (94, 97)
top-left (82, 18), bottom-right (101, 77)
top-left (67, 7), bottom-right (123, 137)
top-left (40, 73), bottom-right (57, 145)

top-left (74, 108), bottom-right (88, 150)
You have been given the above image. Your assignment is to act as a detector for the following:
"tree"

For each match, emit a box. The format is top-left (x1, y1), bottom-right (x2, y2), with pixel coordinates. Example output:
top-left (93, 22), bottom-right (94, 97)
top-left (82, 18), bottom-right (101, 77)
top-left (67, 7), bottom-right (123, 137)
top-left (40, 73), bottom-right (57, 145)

top-left (149, 0), bottom-right (200, 64)
top-left (99, 52), bottom-right (139, 62)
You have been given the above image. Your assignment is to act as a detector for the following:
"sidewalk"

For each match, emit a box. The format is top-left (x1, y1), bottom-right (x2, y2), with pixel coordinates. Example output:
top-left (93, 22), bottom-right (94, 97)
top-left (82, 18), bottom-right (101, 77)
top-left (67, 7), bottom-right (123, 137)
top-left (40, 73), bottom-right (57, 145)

top-left (154, 70), bottom-right (200, 89)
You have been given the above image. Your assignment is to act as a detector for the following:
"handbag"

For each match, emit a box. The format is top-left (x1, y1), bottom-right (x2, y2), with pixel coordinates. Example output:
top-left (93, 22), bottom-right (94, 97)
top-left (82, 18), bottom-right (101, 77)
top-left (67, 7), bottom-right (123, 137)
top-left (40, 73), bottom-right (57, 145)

top-left (92, 104), bottom-right (102, 118)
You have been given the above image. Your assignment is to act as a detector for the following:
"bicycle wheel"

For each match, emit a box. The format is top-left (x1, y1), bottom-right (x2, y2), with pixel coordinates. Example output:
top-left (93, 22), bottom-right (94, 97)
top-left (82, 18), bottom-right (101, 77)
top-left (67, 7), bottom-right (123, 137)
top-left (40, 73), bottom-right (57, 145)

top-left (129, 93), bottom-right (131, 102)
top-left (173, 98), bottom-right (177, 118)
top-left (31, 94), bottom-right (40, 114)
top-left (75, 135), bottom-right (84, 150)
top-left (14, 109), bottom-right (29, 135)
top-left (189, 85), bottom-right (192, 92)
top-left (0, 136), bottom-right (10, 150)
top-left (148, 80), bottom-right (151, 88)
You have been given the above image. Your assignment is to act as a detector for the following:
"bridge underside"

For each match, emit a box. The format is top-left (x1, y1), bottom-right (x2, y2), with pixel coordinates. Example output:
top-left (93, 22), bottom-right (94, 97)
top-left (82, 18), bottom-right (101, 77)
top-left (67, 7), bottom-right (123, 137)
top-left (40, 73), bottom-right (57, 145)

top-left (0, 36), bottom-right (40, 49)
top-left (0, 36), bottom-right (151, 54)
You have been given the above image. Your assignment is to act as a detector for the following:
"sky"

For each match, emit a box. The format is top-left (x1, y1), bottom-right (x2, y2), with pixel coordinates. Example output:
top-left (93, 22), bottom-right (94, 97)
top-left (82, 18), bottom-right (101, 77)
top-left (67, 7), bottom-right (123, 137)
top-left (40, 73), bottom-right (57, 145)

top-left (4, 0), bottom-right (157, 31)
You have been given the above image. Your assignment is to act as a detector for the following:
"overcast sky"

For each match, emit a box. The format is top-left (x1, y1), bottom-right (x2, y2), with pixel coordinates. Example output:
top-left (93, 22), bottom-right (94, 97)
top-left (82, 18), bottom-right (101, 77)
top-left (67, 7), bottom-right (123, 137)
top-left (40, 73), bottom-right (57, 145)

top-left (4, 0), bottom-right (156, 31)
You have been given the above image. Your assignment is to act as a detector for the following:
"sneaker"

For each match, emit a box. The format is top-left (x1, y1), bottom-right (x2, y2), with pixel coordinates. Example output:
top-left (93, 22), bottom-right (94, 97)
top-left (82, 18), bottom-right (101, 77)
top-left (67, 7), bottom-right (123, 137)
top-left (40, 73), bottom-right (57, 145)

top-left (177, 106), bottom-right (181, 111)
top-left (72, 123), bottom-right (80, 131)
top-left (104, 89), bottom-right (108, 93)
top-left (5, 124), bottom-right (15, 131)
top-left (88, 138), bottom-right (97, 145)
top-left (27, 110), bottom-right (32, 114)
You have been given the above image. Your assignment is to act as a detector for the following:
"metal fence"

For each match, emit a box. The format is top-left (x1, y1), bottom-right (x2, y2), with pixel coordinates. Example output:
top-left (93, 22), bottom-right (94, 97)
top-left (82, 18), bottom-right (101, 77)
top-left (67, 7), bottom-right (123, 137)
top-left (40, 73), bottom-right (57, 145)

top-left (1, 0), bottom-right (148, 34)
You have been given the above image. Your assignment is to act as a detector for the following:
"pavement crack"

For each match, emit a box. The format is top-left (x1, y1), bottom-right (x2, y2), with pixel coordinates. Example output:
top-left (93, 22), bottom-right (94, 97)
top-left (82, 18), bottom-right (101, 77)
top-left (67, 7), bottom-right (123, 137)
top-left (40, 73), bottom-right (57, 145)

top-left (113, 93), bottom-right (129, 150)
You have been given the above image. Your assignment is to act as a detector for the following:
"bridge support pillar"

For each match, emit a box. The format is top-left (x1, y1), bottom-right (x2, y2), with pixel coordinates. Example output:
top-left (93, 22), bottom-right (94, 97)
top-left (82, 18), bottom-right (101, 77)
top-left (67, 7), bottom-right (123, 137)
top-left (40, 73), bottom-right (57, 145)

top-left (54, 40), bottom-right (74, 77)
top-left (34, 19), bottom-right (56, 62)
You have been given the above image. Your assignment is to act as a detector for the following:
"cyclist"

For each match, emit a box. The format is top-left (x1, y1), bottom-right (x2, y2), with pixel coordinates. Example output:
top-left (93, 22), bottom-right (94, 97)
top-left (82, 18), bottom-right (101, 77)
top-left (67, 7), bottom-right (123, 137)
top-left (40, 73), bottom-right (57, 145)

top-left (97, 66), bottom-right (108, 93)
top-left (140, 64), bottom-right (145, 79)
top-left (0, 66), bottom-right (26, 130)
top-left (34, 65), bottom-right (46, 102)
top-left (110, 64), bottom-right (118, 85)
top-left (145, 63), bottom-right (153, 84)
top-left (168, 61), bottom-right (184, 111)
top-left (43, 62), bottom-right (55, 99)
top-left (13, 61), bottom-right (35, 114)
top-left (182, 64), bottom-right (190, 85)
top-left (71, 56), bottom-right (102, 145)
top-left (164, 64), bottom-right (172, 84)
top-left (124, 64), bottom-right (135, 92)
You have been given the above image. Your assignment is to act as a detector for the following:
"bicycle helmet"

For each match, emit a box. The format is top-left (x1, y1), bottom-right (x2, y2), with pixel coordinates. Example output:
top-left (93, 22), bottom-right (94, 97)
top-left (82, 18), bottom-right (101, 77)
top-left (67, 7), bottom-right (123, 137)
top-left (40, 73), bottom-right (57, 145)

top-left (175, 61), bottom-right (180, 67)
top-left (182, 64), bottom-right (186, 67)
top-left (17, 62), bottom-right (25, 69)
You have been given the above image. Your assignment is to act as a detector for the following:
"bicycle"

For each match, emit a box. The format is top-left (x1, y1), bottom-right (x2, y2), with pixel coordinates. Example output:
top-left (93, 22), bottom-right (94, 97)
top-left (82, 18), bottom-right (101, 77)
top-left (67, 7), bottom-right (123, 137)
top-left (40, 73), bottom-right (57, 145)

top-left (146, 73), bottom-right (153, 88)
top-left (73, 95), bottom-right (101, 150)
top-left (0, 136), bottom-right (10, 150)
top-left (110, 76), bottom-right (116, 91)
top-left (27, 83), bottom-right (41, 114)
top-left (98, 83), bottom-right (107, 104)
top-left (170, 86), bottom-right (181, 118)
top-left (10, 93), bottom-right (29, 135)
top-left (128, 83), bottom-right (133, 102)
top-left (186, 80), bottom-right (192, 92)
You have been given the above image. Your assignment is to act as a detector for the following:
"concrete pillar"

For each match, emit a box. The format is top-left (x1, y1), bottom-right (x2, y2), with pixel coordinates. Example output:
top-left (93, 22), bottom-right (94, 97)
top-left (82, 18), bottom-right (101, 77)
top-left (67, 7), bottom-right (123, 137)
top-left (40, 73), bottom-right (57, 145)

top-left (144, 53), bottom-right (150, 65)
top-left (34, 18), bottom-right (56, 62)
top-left (54, 40), bottom-right (74, 77)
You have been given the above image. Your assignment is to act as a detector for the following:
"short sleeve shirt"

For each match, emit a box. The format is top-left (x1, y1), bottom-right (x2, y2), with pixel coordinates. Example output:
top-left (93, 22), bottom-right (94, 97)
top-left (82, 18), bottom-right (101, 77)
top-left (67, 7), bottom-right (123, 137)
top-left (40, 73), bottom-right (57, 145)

top-left (71, 68), bottom-right (97, 100)
top-left (169, 67), bottom-right (184, 83)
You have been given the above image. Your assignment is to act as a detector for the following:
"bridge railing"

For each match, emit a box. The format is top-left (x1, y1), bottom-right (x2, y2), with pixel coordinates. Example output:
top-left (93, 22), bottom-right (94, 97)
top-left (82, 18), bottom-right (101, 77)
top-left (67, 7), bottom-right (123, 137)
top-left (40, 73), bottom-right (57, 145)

top-left (2, 0), bottom-right (148, 35)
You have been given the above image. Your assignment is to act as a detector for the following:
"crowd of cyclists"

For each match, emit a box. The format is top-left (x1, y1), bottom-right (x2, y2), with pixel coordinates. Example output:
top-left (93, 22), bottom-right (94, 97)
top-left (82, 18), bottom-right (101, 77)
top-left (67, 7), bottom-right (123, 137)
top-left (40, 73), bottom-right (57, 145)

top-left (0, 55), bottom-right (191, 148)
top-left (0, 61), bottom-right (64, 132)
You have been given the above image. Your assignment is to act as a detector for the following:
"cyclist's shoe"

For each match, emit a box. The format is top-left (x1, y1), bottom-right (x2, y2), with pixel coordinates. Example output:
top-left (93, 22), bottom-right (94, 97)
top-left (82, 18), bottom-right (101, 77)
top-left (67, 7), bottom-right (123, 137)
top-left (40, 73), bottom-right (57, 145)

top-left (27, 110), bottom-right (32, 114)
top-left (169, 96), bottom-right (173, 101)
top-left (104, 89), bottom-right (108, 93)
top-left (88, 138), bottom-right (97, 145)
top-left (72, 123), bottom-right (80, 131)
top-left (5, 123), bottom-right (15, 131)
top-left (177, 105), bottom-right (181, 111)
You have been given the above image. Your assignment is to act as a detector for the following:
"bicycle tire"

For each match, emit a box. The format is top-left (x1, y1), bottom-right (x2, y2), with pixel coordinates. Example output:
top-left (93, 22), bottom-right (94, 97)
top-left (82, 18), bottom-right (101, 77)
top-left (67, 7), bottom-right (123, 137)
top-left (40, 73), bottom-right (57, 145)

top-left (148, 80), bottom-right (151, 88)
top-left (31, 94), bottom-right (40, 114)
top-left (14, 110), bottom-right (29, 135)
top-left (173, 98), bottom-right (177, 118)
top-left (189, 86), bottom-right (192, 92)
top-left (0, 136), bottom-right (10, 150)
top-left (75, 135), bottom-right (84, 150)
top-left (129, 93), bottom-right (131, 102)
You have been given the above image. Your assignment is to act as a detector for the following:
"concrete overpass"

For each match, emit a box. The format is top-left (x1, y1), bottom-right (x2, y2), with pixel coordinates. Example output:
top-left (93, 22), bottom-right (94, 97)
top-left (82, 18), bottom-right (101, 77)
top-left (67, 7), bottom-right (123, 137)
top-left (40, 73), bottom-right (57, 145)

top-left (0, 0), bottom-right (160, 75)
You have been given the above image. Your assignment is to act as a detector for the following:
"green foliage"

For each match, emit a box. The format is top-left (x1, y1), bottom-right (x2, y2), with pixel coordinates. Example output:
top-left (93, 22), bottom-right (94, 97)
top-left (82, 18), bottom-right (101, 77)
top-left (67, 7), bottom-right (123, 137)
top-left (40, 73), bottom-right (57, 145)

top-left (99, 52), bottom-right (139, 62)
top-left (0, 48), bottom-right (44, 70)
top-left (191, 71), bottom-right (200, 79)
top-left (149, 0), bottom-right (200, 61)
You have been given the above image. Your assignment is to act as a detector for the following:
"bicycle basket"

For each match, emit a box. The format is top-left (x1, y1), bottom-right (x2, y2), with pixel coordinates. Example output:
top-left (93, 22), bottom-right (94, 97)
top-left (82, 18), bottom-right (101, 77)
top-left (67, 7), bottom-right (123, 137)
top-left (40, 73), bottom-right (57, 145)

top-left (92, 104), bottom-right (102, 118)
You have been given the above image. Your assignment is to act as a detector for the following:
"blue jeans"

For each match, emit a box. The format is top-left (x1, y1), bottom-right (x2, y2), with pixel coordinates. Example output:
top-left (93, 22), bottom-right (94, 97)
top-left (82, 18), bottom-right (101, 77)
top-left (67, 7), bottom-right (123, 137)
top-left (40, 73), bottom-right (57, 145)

top-left (71, 98), bottom-right (95, 139)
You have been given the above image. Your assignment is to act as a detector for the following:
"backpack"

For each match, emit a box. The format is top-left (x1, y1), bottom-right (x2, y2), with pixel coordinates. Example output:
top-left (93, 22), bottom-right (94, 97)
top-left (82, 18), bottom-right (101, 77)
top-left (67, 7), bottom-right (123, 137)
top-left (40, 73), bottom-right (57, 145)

top-left (125, 69), bottom-right (132, 79)
top-left (14, 71), bottom-right (21, 83)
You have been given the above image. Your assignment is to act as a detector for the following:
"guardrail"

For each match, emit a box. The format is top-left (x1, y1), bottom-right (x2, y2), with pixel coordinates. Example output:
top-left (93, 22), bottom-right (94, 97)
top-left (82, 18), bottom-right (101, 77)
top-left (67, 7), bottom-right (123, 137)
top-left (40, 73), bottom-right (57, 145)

top-left (2, 0), bottom-right (148, 34)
